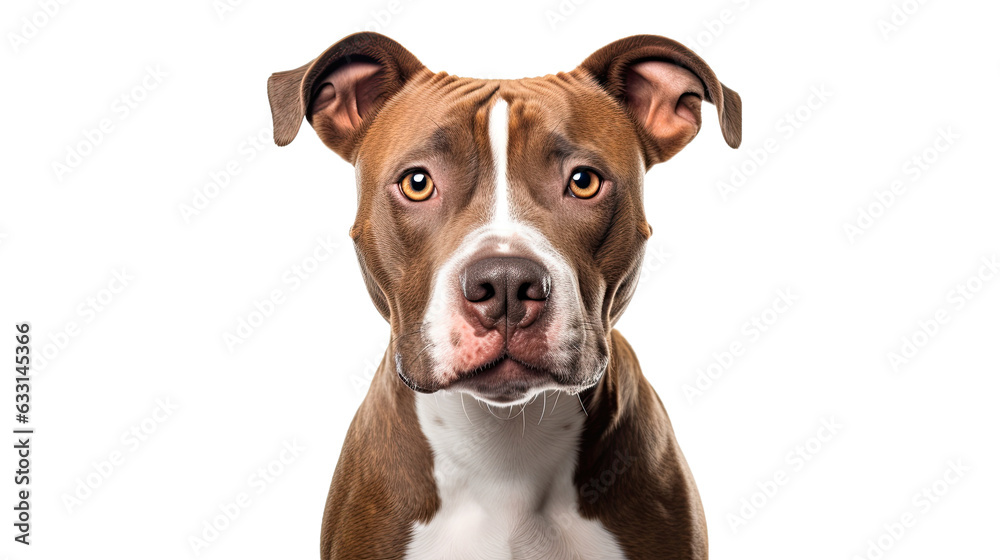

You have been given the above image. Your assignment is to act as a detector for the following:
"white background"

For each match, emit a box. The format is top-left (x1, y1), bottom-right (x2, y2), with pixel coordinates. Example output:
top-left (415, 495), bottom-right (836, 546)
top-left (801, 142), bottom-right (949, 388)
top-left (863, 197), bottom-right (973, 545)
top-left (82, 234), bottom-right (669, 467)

top-left (2, 0), bottom-right (998, 558)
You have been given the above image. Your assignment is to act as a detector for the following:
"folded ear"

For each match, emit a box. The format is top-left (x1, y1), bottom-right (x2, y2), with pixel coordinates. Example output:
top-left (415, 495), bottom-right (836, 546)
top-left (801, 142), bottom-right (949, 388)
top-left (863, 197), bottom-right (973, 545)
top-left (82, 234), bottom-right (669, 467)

top-left (266, 32), bottom-right (427, 162)
top-left (578, 35), bottom-right (742, 167)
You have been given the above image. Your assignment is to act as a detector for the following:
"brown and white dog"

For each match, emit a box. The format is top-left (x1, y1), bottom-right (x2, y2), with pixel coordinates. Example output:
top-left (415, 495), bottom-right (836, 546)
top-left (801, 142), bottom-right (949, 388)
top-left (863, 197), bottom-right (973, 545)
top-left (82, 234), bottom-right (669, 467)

top-left (268, 32), bottom-right (741, 560)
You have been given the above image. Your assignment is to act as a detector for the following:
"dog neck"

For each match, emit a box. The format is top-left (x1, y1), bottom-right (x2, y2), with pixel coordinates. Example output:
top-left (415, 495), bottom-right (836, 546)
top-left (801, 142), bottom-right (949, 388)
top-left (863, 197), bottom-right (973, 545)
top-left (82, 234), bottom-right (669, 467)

top-left (408, 388), bottom-right (626, 559)
top-left (415, 390), bottom-right (588, 501)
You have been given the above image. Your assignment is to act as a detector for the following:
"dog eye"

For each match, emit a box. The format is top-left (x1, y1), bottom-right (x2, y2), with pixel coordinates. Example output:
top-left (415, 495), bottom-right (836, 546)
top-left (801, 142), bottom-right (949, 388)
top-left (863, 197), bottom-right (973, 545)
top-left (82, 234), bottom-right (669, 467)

top-left (400, 169), bottom-right (435, 201)
top-left (566, 168), bottom-right (602, 199)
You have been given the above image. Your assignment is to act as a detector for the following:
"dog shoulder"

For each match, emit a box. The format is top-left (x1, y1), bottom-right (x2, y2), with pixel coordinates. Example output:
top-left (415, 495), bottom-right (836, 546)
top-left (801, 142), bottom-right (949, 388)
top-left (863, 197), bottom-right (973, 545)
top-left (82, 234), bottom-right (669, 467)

top-left (575, 329), bottom-right (709, 560)
top-left (321, 374), bottom-right (440, 559)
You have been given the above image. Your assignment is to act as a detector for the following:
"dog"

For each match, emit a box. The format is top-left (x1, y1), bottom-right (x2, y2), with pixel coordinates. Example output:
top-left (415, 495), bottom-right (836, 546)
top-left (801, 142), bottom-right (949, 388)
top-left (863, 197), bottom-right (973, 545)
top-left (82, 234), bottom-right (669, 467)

top-left (268, 32), bottom-right (741, 560)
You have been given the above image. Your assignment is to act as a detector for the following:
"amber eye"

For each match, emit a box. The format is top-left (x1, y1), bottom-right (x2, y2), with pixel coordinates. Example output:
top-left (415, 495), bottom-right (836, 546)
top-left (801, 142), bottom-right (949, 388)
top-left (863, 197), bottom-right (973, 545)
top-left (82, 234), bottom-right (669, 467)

top-left (566, 168), bottom-right (602, 199)
top-left (400, 170), bottom-right (435, 201)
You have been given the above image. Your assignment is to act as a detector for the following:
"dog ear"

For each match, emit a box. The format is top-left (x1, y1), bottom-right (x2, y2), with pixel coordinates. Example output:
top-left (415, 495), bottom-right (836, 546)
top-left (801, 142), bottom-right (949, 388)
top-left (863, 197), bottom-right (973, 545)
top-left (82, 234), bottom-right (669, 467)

top-left (578, 35), bottom-right (742, 166)
top-left (267, 32), bottom-right (427, 162)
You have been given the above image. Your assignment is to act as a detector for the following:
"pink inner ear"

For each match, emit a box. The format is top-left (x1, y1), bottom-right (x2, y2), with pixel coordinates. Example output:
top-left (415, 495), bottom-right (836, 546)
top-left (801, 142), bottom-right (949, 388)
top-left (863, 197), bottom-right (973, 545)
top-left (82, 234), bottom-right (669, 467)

top-left (624, 60), bottom-right (705, 148)
top-left (309, 61), bottom-right (383, 132)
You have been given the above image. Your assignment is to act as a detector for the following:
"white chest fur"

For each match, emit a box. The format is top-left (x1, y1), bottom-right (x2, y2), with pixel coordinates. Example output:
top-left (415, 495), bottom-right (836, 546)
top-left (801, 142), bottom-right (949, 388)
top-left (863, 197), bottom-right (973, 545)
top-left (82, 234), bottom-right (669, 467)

top-left (406, 391), bottom-right (626, 560)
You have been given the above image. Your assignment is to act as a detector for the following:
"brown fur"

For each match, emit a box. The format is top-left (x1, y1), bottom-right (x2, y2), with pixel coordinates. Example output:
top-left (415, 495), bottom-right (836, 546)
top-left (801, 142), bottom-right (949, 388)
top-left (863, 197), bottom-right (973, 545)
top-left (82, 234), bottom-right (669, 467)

top-left (319, 348), bottom-right (439, 559)
top-left (268, 32), bottom-right (741, 559)
top-left (577, 331), bottom-right (708, 559)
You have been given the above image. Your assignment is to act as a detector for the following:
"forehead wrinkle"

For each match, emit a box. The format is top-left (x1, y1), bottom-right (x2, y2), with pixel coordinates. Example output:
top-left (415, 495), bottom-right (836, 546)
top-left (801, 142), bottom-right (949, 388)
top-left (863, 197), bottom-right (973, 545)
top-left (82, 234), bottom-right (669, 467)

top-left (394, 85), bottom-right (500, 163)
top-left (506, 74), bottom-right (635, 168)
top-left (546, 132), bottom-right (574, 165)
top-left (503, 91), bottom-right (595, 162)
top-left (537, 130), bottom-right (615, 178)
top-left (388, 123), bottom-right (462, 173)
top-left (426, 124), bottom-right (453, 155)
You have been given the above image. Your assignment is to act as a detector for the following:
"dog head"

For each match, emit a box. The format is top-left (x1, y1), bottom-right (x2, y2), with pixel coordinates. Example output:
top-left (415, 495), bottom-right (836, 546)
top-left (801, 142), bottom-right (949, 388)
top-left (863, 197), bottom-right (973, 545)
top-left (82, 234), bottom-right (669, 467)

top-left (269, 33), bottom-right (741, 405)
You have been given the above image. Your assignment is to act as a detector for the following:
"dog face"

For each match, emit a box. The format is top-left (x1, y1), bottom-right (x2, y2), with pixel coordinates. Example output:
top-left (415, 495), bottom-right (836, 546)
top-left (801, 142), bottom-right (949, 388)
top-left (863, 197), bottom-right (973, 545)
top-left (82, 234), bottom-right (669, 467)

top-left (268, 33), bottom-right (741, 405)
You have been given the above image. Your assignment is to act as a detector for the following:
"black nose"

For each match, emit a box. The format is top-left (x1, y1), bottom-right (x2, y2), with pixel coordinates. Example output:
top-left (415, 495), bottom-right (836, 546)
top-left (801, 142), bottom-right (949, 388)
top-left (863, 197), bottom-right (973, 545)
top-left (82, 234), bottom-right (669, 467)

top-left (460, 257), bottom-right (550, 329)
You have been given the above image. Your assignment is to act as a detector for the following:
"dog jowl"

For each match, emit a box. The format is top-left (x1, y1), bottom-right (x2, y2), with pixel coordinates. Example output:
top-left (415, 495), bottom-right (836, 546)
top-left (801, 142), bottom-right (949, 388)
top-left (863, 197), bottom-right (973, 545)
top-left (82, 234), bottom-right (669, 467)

top-left (269, 32), bottom-right (740, 560)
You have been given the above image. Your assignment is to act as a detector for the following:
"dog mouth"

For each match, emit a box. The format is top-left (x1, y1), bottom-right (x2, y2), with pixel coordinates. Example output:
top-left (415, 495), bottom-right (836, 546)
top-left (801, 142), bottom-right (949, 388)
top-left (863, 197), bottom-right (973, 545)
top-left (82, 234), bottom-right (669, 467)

top-left (452, 354), bottom-right (555, 404)
top-left (396, 351), bottom-right (559, 405)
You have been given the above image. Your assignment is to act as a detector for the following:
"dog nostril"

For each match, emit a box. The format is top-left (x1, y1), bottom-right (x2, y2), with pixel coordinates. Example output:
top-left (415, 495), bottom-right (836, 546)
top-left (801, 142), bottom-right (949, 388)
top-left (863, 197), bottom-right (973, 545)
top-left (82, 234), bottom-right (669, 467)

top-left (517, 281), bottom-right (547, 301)
top-left (471, 283), bottom-right (495, 303)
top-left (517, 283), bottom-right (531, 301)
top-left (517, 270), bottom-right (551, 301)
top-left (461, 268), bottom-right (496, 302)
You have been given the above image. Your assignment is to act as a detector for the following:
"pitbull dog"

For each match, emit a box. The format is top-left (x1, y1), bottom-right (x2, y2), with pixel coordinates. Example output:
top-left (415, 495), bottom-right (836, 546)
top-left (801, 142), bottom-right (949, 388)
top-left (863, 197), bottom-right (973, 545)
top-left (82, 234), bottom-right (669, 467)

top-left (268, 32), bottom-right (740, 560)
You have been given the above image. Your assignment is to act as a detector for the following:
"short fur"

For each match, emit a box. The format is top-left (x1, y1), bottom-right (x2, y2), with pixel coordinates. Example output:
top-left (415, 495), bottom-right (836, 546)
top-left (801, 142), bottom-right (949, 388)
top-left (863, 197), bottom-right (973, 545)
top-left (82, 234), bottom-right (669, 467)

top-left (267, 32), bottom-right (741, 559)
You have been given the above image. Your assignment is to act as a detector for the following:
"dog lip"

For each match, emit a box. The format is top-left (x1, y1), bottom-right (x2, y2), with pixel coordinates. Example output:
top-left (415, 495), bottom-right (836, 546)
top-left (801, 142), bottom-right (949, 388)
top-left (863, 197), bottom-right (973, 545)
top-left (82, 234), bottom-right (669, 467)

top-left (445, 353), bottom-right (556, 403)
top-left (453, 352), bottom-right (547, 383)
top-left (394, 350), bottom-right (550, 395)
top-left (395, 353), bottom-right (437, 394)
top-left (396, 368), bottom-right (433, 393)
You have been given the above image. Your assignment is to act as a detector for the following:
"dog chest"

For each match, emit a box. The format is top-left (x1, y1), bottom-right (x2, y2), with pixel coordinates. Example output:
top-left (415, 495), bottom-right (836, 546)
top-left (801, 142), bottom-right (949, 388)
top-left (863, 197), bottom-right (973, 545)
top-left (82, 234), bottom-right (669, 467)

top-left (406, 391), bottom-right (626, 560)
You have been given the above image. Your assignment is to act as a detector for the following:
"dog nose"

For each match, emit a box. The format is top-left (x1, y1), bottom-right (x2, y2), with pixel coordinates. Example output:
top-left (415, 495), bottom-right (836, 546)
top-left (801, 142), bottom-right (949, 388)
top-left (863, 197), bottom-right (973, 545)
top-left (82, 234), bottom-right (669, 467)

top-left (461, 257), bottom-right (550, 330)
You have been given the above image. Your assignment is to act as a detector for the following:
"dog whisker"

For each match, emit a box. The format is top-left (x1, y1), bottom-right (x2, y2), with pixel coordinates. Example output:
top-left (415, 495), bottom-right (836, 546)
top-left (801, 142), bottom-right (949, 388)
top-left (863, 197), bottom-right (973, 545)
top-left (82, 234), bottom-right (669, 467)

top-left (460, 393), bottom-right (473, 425)
top-left (521, 404), bottom-right (526, 437)
top-left (485, 403), bottom-right (502, 419)
top-left (389, 324), bottom-right (426, 345)
top-left (404, 339), bottom-right (434, 373)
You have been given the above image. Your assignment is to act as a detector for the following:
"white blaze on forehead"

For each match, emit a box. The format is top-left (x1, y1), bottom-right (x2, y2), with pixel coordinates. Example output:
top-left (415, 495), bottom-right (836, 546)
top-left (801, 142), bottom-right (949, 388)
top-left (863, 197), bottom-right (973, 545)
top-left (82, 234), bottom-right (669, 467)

top-left (488, 99), bottom-right (512, 227)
